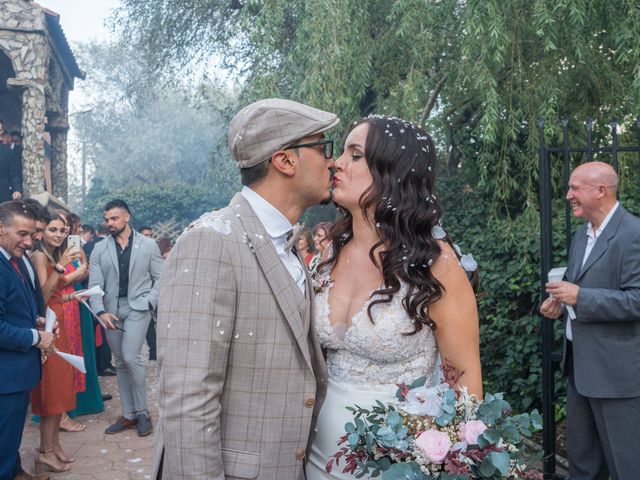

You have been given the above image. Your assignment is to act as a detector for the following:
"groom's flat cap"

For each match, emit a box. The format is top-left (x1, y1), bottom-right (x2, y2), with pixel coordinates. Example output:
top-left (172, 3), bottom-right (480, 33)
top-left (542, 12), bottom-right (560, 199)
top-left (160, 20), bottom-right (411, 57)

top-left (228, 98), bottom-right (339, 169)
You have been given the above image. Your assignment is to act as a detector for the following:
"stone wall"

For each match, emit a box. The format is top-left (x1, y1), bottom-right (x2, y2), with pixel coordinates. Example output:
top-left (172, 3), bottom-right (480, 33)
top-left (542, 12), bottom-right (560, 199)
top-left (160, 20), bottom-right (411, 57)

top-left (0, 0), bottom-right (74, 201)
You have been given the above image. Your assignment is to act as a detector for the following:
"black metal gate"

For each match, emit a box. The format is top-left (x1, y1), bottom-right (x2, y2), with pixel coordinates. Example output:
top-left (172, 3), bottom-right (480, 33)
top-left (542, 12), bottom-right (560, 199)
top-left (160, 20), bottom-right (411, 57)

top-left (538, 116), bottom-right (640, 479)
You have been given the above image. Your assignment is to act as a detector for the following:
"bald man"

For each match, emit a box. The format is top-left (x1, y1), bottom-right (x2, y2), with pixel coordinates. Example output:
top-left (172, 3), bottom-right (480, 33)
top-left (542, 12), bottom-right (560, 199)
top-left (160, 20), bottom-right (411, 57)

top-left (541, 161), bottom-right (640, 480)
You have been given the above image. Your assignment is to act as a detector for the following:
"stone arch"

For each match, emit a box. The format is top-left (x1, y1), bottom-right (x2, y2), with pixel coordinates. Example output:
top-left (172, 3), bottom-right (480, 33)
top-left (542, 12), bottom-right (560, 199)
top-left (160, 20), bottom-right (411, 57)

top-left (0, 48), bottom-right (22, 132)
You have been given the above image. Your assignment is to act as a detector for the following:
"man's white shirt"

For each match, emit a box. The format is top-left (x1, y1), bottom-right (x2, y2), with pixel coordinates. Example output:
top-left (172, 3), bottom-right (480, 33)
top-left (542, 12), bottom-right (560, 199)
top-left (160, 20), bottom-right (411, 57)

top-left (241, 187), bottom-right (306, 294)
top-left (566, 201), bottom-right (619, 341)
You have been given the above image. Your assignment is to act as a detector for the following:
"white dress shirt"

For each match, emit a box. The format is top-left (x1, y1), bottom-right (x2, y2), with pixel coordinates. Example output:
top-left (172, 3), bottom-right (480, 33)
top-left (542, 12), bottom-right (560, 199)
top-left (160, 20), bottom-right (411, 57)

top-left (0, 246), bottom-right (39, 345)
top-left (241, 187), bottom-right (306, 294)
top-left (566, 201), bottom-right (619, 341)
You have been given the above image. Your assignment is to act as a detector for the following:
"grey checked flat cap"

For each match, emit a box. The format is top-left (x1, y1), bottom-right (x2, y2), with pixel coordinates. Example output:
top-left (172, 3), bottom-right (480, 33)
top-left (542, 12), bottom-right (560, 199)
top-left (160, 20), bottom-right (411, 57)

top-left (228, 98), bottom-right (340, 168)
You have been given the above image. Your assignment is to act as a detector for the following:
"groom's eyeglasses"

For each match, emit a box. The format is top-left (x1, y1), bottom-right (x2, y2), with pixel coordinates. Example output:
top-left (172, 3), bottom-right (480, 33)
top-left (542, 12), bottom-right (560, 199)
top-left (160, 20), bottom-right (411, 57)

top-left (284, 139), bottom-right (334, 160)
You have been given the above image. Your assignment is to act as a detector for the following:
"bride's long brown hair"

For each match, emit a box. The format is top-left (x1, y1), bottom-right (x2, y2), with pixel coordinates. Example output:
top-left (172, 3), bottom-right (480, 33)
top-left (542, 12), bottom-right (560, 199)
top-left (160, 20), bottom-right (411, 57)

top-left (322, 116), bottom-right (477, 333)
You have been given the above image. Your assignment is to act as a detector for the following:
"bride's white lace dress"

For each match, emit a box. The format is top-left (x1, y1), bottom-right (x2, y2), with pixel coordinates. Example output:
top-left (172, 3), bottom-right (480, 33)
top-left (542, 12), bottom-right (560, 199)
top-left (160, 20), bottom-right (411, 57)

top-left (306, 271), bottom-right (439, 479)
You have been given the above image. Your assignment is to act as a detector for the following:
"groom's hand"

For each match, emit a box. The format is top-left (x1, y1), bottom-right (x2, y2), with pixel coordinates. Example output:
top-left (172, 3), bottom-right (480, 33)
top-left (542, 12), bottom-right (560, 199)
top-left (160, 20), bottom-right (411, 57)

top-left (540, 297), bottom-right (563, 319)
top-left (545, 281), bottom-right (579, 306)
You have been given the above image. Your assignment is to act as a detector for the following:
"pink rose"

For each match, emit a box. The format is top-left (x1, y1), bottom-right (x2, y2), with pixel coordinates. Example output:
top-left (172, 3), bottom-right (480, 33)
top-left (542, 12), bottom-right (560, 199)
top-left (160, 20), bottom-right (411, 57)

top-left (458, 420), bottom-right (487, 445)
top-left (414, 429), bottom-right (452, 464)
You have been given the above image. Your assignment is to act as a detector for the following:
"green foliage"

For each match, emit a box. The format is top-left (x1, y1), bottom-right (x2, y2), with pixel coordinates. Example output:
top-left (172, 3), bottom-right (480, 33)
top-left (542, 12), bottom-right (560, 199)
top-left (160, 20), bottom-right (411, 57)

top-left (82, 180), bottom-right (225, 229)
top-left (113, 0), bottom-right (640, 419)
top-left (438, 170), bottom-right (567, 414)
top-left (436, 389), bottom-right (457, 427)
top-left (479, 451), bottom-right (510, 477)
top-left (382, 463), bottom-right (428, 480)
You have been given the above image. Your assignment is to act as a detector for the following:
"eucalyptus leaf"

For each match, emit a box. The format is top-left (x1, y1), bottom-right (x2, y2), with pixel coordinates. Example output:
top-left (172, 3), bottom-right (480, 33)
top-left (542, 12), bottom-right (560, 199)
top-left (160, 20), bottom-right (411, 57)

top-left (478, 457), bottom-right (496, 477)
top-left (488, 451), bottom-right (511, 476)
top-left (410, 376), bottom-right (427, 389)
top-left (381, 462), bottom-right (429, 480)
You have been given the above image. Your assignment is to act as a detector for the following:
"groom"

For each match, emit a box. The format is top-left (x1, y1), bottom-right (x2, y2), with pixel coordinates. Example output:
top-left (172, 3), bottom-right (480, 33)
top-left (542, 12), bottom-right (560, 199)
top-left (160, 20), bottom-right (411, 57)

top-left (541, 161), bottom-right (640, 479)
top-left (153, 98), bottom-right (337, 479)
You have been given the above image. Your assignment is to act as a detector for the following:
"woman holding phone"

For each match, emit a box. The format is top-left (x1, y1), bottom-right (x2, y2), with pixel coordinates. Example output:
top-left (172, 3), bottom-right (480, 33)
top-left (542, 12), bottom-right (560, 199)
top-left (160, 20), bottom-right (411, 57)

top-left (31, 211), bottom-right (86, 473)
top-left (49, 211), bottom-right (88, 432)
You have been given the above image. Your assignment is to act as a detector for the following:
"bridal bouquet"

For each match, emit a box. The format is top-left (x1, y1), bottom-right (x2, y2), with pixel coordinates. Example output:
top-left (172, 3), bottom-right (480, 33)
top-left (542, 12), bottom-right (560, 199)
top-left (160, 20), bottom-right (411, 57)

top-left (327, 365), bottom-right (543, 479)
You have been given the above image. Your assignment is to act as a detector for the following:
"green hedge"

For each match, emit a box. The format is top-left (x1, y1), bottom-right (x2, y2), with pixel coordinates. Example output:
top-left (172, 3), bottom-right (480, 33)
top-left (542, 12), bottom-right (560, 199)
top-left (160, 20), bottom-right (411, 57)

top-left (438, 172), bottom-right (567, 416)
top-left (82, 180), bottom-right (223, 229)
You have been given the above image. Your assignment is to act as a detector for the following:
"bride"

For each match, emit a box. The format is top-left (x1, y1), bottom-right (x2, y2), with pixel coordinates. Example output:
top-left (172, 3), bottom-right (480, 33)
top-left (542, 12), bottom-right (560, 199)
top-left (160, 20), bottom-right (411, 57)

top-left (306, 116), bottom-right (483, 479)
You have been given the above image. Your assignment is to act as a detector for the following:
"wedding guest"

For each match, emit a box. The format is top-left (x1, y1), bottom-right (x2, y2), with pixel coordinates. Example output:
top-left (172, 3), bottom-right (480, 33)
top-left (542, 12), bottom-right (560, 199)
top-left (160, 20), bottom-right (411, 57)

top-left (140, 226), bottom-right (153, 238)
top-left (80, 224), bottom-right (95, 245)
top-left (0, 132), bottom-right (22, 202)
top-left (0, 201), bottom-right (55, 480)
top-left (83, 224), bottom-right (116, 377)
top-left (154, 98), bottom-right (337, 479)
top-left (309, 221), bottom-right (332, 276)
top-left (55, 211), bottom-right (87, 432)
top-left (298, 228), bottom-right (316, 266)
top-left (67, 215), bottom-right (106, 417)
top-left (146, 237), bottom-right (173, 362)
top-left (10, 130), bottom-right (22, 149)
top-left (157, 236), bottom-right (172, 259)
top-left (541, 161), bottom-right (640, 480)
top-left (21, 199), bottom-right (50, 319)
top-left (15, 203), bottom-right (51, 475)
top-left (22, 199), bottom-right (50, 259)
top-left (90, 227), bottom-right (115, 375)
top-left (83, 224), bottom-right (107, 260)
top-left (31, 211), bottom-right (84, 474)
top-left (88, 199), bottom-right (163, 437)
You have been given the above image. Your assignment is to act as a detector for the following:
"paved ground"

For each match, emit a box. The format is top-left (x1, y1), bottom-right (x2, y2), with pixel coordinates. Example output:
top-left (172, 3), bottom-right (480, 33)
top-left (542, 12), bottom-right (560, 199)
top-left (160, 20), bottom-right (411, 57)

top-left (20, 357), bottom-right (159, 480)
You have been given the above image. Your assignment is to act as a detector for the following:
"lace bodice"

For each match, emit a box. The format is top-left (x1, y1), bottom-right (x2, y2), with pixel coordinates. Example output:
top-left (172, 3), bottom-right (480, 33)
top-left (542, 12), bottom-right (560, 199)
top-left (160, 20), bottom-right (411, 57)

top-left (313, 275), bottom-right (438, 386)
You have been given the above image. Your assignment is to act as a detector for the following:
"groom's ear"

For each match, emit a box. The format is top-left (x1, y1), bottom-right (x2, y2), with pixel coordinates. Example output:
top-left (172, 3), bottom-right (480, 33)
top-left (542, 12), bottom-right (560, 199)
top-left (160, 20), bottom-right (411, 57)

top-left (270, 150), bottom-right (297, 178)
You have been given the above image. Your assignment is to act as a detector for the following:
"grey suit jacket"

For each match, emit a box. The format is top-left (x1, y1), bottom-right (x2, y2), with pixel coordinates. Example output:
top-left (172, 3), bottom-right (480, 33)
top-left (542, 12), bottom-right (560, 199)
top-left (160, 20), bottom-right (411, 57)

top-left (563, 205), bottom-right (640, 398)
top-left (88, 230), bottom-right (163, 314)
top-left (153, 193), bottom-right (327, 480)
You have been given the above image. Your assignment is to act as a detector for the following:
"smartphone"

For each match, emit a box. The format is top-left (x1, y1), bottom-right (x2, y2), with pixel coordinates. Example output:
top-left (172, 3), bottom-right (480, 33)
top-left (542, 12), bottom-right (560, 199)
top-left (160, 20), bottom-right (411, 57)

top-left (68, 234), bottom-right (81, 252)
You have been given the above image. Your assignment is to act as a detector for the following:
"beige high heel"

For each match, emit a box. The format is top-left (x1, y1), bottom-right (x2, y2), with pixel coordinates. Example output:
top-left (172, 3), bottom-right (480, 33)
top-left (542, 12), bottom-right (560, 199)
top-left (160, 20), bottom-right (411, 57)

top-left (59, 412), bottom-right (86, 432)
top-left (39, 446), bottom-right (75, 464)
top-left (34, 449), bottom-right (72, 474)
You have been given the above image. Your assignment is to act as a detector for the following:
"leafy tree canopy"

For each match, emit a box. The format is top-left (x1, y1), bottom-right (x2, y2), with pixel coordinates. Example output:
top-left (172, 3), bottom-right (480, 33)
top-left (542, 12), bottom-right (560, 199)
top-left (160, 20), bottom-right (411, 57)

top-left (115, 0), bottom-right (640, 215)
top-left (111, 0), bottom-right (640, 411)
top-left (71, 40), bottom-right (241, 226)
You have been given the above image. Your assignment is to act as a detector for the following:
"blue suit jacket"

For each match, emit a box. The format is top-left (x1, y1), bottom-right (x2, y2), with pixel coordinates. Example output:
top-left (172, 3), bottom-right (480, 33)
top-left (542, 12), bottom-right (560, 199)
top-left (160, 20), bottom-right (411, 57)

top-left (0, 255), bottom-right (41, 394)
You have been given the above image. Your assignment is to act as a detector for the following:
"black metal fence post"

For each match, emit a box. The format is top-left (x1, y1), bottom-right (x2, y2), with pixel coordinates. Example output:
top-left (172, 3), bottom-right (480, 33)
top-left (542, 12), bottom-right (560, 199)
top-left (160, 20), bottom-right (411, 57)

top-left (562, 118), bottom-right (571, 256)
top-left (538, 118), bottom-right (556, 479)
top-left (611, 118), bottom-right (618, 173)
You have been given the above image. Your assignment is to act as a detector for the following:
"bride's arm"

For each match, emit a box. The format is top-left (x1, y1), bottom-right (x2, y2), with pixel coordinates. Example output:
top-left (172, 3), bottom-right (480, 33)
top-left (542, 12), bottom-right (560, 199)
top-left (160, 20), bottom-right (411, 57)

top-left (428, 242), bottom-right (483, 397)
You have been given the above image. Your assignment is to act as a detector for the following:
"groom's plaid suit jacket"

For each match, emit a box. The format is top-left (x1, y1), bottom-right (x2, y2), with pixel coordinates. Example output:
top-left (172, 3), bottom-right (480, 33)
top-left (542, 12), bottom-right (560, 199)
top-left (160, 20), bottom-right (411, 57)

top-left (153, 193), bottom-right (327, 480)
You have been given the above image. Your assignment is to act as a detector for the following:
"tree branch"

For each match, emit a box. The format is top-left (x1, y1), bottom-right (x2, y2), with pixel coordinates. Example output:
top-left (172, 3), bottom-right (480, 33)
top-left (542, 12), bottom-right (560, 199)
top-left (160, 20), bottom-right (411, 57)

top-left (419, 74), bottom-right (447, 125)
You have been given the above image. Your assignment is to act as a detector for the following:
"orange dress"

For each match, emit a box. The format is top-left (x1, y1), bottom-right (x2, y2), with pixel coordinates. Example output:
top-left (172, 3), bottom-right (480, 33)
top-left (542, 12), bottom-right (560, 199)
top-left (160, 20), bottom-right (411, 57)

top-left (62, 262), bottom-right (85, 393)
top-left (31, 265), bottom-right (76, 416)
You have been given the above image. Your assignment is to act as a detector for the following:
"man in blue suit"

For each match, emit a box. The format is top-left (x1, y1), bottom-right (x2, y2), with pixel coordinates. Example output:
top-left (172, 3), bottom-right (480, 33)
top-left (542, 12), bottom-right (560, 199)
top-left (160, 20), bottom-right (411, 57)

top-left (0, 201), bottom-right (55, 480)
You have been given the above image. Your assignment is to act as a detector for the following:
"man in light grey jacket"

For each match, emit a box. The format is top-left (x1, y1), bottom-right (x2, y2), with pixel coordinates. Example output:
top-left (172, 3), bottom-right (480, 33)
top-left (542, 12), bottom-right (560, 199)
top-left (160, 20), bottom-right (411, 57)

top-left (89, 199), bottom-right (163, 437)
